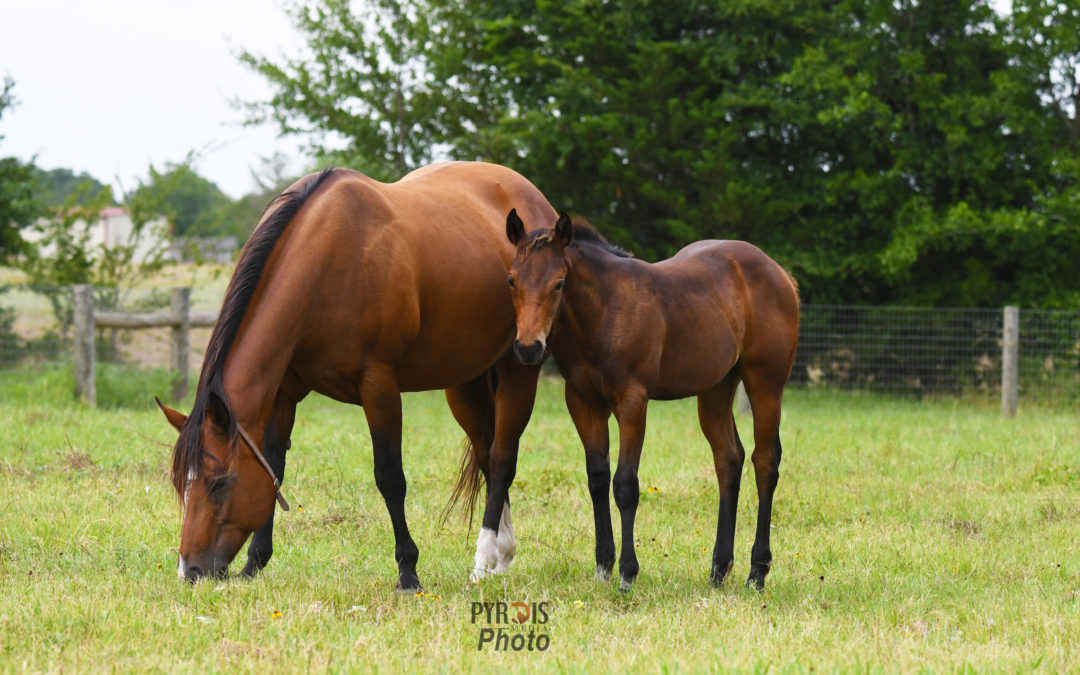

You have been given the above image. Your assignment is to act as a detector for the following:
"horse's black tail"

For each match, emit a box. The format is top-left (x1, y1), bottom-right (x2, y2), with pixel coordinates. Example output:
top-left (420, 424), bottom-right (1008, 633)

top-left (441, 367), bottom-right (498, 531)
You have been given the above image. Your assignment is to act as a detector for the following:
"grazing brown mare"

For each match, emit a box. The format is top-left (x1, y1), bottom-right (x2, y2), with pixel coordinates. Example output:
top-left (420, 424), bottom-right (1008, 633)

top-left (156, 162), bottom-right (555, 589)
top-left (502, 210), bottom-right (799, 591)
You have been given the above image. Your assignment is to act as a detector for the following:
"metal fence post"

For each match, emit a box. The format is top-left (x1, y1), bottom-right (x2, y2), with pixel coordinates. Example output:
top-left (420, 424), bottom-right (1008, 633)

top-left (170, 287), bottom-right (191, 402)
top-left (73, 284), bottom-right (96, 407)
top-left (1002, 305), bottom-right (1019, 418)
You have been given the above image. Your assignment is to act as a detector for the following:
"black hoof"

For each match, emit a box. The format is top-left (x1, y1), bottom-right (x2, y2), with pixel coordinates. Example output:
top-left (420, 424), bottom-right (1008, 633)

top-left (709, 559), bottom-right (734, 587)
top-left (395, 575), bottom-right (422, 593)
top-left (746, 568), bottom-right (767, 591)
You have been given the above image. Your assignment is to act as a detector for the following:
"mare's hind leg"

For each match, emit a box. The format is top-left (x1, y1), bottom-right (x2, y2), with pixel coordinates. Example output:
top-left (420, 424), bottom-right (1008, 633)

top-left (741, 365), bottom-right (787, 591)
top-left (446, 374), bottom-right (518, 571)
top-left (566, 385), bottom-right (615, 581)
top-left (361, 365), bottom-right (421, 591)
top-left (241, 391), bottom-right (299, 578)
top-left (471, 356), bottom-right (540, 581)
top-left (697, 371), bottom-right (746, 587)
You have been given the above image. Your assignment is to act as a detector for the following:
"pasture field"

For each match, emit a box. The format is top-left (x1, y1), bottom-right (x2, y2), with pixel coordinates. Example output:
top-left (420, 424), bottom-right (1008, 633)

top-left (0, 369), bottom-right (1078, 672)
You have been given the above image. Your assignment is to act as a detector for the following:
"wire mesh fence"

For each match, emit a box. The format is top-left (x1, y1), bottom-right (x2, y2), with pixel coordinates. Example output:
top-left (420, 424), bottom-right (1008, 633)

top-left (792, 304), bottom-right (1080, 402)
top-left (3, 286), bottom-right (1080, 405)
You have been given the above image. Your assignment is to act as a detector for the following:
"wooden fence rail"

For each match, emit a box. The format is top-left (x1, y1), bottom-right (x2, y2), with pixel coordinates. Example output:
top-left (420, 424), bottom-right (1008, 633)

top-left (72, 285), bottom-right (217, 407)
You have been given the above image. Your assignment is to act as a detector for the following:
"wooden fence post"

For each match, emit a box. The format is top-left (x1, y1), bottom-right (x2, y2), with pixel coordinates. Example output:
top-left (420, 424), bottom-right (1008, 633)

top-left (170, 287), bottom-right (191, 402)
top-left (1002, 305), bottom-right (1019, 418)
top-left (73, 284), bottom-right (96, 407)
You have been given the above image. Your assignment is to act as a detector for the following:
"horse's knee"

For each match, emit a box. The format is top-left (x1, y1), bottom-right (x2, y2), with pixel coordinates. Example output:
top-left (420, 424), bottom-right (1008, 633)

top-left (612, 470), bottom-right (639, 512)
top-left (587, 469), bottom-right (610, 497)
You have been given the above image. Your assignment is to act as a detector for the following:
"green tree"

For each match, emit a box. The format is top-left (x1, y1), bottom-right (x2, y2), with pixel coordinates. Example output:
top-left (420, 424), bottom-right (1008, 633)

top-left (19, 182), bottom-right (170, 342)
top-left (241, 0), bottom-right (1080, 308)
top-left (33, 167), bottom-right (108, 207)
top-left (0, 77), bottom-right (43, 262)
top-left (125, 161), bottom-right (232, 238)
top-left (237, 0), bottom-right (437, 180)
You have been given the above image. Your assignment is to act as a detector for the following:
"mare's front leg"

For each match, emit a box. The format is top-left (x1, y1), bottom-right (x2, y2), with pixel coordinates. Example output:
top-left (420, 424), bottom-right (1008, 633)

top-left (361, 366), bottom-right (421, 591)
top-left (612, 385), bottom-right (648, 592)
top-left (471, 357), bottom-right (540, 581)
top-left (566, 385), bottom-right (615, 581)
top-left (241, 392), bottom-right (298, 578)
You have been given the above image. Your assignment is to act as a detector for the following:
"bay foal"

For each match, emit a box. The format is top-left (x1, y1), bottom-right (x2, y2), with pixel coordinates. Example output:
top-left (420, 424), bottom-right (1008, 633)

top-left (504, 210), bottom-right (799, 591)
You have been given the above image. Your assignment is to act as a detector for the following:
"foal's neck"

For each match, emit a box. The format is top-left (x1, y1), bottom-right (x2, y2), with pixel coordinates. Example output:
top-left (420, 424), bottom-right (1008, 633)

top-left (561, 244), bottom-right (636, 340)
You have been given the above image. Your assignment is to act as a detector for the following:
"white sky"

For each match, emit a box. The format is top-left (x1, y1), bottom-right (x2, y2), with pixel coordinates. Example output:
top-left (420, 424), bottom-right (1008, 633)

top-left (0, 0), bottom-right (308, 199)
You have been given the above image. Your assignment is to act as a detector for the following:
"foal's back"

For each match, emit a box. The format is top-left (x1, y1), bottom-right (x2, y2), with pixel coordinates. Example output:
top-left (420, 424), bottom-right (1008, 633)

top-left (640, 239), bottom-right (800, 399)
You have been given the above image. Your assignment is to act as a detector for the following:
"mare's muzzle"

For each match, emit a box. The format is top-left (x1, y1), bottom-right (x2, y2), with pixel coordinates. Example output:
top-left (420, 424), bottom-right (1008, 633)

top-left (513, 339), bottom-right (546, 365)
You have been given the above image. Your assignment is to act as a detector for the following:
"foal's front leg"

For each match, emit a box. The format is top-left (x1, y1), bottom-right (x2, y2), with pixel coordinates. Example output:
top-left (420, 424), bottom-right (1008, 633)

top-left (566, 386), bottom-right (614, 581)
top-left (612, 386), bottom-right (648, 592)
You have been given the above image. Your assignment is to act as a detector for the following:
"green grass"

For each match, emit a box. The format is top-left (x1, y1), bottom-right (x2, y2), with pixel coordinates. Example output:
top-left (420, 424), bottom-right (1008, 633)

top-left (1, 371), bottom-right (1078, 672)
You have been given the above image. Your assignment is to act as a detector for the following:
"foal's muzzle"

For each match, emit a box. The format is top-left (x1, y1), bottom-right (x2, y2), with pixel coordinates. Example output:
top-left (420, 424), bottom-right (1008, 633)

top-left (513, 339), bottom-right (546, 365)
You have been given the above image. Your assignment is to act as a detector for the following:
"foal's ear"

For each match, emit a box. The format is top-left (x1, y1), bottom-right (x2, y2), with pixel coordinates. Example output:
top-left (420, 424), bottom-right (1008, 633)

top-left (155, 396), bottom-right (188, 432)
top-left (506, 208), bottom-right (526, 246)
top-left (554, 211), bottom-right (573, 248)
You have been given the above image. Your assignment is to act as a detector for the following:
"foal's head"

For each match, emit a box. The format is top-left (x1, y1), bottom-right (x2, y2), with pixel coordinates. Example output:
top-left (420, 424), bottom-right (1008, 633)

top-left (505, 209), bottom-right (574, 365)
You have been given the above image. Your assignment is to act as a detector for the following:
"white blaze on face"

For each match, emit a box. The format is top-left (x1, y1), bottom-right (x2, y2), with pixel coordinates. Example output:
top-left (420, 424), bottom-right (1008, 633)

top-left (183, 467), bottom-right (197, 512)
top-left (178, 467), bottom-right (196, 579)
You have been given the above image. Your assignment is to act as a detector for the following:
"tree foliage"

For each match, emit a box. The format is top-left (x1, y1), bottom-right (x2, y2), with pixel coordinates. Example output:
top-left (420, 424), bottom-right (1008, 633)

top-left (0, 77), bottom-right (44, 262)
top-left (242, 0), bottom-right (1080, 307)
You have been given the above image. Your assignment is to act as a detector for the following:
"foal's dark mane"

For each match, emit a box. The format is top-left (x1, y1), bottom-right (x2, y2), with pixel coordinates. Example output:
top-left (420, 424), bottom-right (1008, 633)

top-left (171, 168), bottom-right (336, 495)
top-left (519, 216), bottom-right (633, 259)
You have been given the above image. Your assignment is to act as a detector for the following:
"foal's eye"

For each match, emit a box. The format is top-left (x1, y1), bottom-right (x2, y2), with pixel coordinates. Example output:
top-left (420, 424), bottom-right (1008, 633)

top-left (553, 279), bottom-right (565, 292)
top-left (507, 276), bottom-right (516, 289)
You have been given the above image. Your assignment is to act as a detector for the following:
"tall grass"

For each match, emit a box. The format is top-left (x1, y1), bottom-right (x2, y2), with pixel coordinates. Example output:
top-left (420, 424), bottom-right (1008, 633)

top-left (0, 373), bottom-right (1077, 671)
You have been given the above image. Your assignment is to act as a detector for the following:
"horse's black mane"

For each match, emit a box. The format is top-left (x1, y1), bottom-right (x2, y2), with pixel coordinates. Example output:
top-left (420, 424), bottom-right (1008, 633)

top-left (171, 167), bottom-right (336, 494)
top-left (520, 216), bottom-right (633, 259)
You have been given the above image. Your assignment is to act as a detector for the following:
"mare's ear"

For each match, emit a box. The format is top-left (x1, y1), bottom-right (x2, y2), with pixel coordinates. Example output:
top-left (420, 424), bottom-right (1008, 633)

top-left (155, 396), bottom-right (187, 432)
top-left (554, 211), bottom-right (573, 248)
top-left (506, 208), bottom-right (526, 246)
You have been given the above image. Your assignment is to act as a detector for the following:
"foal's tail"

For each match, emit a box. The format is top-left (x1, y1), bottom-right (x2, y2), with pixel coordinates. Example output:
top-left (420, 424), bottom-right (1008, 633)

top-left (441, 368), bottom-right (498, 530)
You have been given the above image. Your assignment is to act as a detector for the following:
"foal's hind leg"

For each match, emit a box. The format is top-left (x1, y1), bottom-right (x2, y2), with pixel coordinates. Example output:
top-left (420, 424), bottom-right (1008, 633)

top-left (361, 366), bottom-right (421, 591)
top-left (741, 366), bottom-right (786, 591)
top-left (697, 371), bottom-right (746, 587)
top-left (566, 385), bottom-right (615, 581)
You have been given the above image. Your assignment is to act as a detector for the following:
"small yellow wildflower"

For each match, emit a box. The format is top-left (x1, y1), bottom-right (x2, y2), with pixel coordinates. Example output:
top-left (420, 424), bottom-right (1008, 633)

top-left (272, 611), bottom-right (283, 618)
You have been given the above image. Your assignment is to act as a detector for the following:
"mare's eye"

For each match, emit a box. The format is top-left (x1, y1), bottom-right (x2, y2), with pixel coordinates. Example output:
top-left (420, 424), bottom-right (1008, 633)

top-left (553, 279), bottom-right (565, 292)
top-left (207, 476), bottom-right (229, 497)
top-left (507, 276), bottom-right (516, 289)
